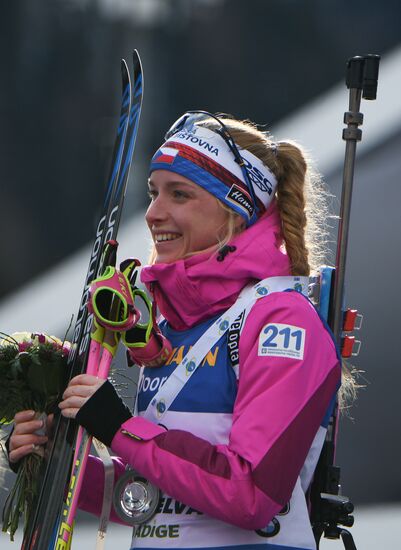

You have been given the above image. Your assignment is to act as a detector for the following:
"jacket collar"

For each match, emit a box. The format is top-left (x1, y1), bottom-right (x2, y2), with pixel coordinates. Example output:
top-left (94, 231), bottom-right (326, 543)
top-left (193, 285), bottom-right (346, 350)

top-left (140, 202), bottom-right (290, 330)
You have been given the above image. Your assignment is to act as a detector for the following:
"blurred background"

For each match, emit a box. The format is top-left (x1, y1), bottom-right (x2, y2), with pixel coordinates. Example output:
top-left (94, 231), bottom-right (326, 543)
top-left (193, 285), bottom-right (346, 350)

top-left (1, 0), bottom-right (400, 547)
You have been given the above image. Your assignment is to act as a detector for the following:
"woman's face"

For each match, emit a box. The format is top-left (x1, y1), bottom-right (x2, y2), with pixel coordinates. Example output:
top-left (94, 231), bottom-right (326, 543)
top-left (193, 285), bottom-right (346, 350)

top-left (146, 170), bottom-right (231, 264)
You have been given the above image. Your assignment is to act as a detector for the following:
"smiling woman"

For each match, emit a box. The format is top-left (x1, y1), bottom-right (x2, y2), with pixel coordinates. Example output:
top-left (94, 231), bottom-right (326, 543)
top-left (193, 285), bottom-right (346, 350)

top-left (146, 172), bottom-right (242, 264)
top-left (9, 111), bottom-right (341, 550)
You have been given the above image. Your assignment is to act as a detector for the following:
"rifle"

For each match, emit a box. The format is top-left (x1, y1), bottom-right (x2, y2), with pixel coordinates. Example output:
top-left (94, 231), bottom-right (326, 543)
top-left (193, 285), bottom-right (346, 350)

top-left (310, 55), bottom-right (380, 549)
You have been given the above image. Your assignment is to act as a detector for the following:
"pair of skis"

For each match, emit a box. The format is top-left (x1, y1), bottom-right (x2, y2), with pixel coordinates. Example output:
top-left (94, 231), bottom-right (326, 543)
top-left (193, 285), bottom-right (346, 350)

top-left (21, 50), bottom-right (144, 550)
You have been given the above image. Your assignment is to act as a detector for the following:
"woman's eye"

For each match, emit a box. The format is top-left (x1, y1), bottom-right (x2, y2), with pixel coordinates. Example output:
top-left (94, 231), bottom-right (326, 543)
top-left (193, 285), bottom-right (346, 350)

top-left (173, 190), bottom-right (187, 199)
top-left (147, 188), bottom-right (190, 201)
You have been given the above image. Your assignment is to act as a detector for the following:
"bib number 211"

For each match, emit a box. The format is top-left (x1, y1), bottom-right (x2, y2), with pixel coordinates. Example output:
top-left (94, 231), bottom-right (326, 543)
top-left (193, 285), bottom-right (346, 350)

top-left (258, 323), bottom-right (305, 360)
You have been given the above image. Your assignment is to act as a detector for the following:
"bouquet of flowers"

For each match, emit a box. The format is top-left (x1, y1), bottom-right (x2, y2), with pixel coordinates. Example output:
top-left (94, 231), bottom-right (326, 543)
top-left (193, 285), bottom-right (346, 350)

top-left (0, 331), bottom-right (70, 540)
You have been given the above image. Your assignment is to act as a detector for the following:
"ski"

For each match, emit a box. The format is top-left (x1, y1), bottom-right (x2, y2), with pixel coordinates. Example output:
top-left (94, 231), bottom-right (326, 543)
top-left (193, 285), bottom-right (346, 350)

top-left (22, 50), bottom-right (144, 550)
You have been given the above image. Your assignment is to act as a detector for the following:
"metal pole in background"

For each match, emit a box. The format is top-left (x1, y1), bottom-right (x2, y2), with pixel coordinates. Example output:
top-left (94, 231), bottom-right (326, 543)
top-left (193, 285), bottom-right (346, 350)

top-left (331, 54), bottom-right (380, 341)
top-left (312, 54), bottom-right (380, 550)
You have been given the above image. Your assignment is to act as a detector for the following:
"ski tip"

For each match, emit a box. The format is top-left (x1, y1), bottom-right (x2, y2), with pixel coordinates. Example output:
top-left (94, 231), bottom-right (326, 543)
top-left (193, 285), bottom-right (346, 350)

top-left (132, 50), bottom-right (142, 70)
top-left (132, 50), bottom-right (143, 94)
top-left (120, 58), bottom-right (131, 89)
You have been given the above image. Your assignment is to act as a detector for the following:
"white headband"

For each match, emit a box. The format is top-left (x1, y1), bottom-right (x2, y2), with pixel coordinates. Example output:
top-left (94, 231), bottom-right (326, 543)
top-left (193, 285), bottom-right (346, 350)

top-left (150, 126), bottom-right (278, 225)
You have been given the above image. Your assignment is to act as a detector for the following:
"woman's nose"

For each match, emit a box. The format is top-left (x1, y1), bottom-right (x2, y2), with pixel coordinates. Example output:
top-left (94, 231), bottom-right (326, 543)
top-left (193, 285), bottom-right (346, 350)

top-left (145, 195), bottom-right (168, 226)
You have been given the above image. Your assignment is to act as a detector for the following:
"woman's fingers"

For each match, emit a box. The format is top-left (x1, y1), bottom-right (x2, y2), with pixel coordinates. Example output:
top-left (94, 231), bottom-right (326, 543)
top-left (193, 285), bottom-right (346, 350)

top-left (59, 374), bottom-right (105, 411)
top-left (10, 377), bottom-right (106, 458)
top-left (9, 433), bottom-right (48, 462)
top-left (62, 384), bottom-right (97, 400)
top-left (13, 417), bottom-right (46, 436)
top-left (59, 407), bottom-right (79, 419)
top-left (14, 410), bottom-right (36, 423)
top-left (58, 396), bottom-right (85, 419)
top-left (9, 442), bottom-right (45, 463)
top-left (68, 374), bottom-right (102, 386)
top-left (8, 410), bottom-right (49, 462)
top-left (62, 375), bottom-right (104, 400)
top-left (59, 377), bottom-right (105, 419)
top-left (59, 394), bottom-right (87, 410)
top-left (9, 433), bottom-right (48, 450)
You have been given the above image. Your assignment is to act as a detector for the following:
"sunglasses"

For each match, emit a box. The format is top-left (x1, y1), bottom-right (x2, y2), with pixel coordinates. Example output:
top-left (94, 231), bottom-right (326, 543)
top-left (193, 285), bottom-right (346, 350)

top-left (164, 110), bottom-right (258, 209)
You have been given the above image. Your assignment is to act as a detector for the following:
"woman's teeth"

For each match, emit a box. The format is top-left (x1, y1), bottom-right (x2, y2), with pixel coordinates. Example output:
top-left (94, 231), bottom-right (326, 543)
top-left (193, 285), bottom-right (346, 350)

top-left (155, 233), bottom-right (180, 242)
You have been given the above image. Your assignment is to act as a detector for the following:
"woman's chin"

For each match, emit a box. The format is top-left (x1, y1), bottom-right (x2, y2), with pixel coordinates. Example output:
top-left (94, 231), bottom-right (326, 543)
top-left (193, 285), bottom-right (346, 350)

top-left (154, 254), bottom-right (176, 264)
top-left (154, 239), bottom-right (184, 264)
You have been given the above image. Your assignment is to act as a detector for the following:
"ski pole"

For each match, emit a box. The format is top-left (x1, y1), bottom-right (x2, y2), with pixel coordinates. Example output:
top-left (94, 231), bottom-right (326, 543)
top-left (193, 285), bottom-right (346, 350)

top-left (56, 246), bottom-right (141, 548)
top-left (56, 330), bottom-right (119, 549)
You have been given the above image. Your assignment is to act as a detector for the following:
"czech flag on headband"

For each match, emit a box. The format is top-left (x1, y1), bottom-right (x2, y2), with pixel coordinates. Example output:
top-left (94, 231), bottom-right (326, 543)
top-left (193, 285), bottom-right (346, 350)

top-left (152, 146), bottom-right (179, 165)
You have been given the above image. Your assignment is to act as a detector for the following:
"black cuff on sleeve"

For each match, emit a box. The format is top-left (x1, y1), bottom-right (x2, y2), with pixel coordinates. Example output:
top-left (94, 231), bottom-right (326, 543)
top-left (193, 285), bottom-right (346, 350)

top-left (76, 380), bottom-right (132, 447)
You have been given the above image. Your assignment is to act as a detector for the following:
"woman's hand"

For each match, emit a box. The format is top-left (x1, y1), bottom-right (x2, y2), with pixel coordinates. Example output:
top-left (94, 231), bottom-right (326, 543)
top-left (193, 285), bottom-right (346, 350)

top-left (9, 375), bottom-right (105, 464)
top-left (9, 410), bottom-right (49, 464)
top-left (58, 374), bottom-right (105, 419)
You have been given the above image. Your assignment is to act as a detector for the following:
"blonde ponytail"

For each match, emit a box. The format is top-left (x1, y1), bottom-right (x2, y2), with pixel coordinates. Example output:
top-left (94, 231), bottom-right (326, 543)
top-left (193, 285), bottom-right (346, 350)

top-left (274, 142), bottom-right (310, 275)
top-left (209, 118), bottom-right (329, 275)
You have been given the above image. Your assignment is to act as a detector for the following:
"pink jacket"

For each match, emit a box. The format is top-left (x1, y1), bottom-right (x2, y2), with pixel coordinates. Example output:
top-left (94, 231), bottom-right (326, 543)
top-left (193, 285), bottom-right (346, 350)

top-left (79, 202), bottom-right (341, 531)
